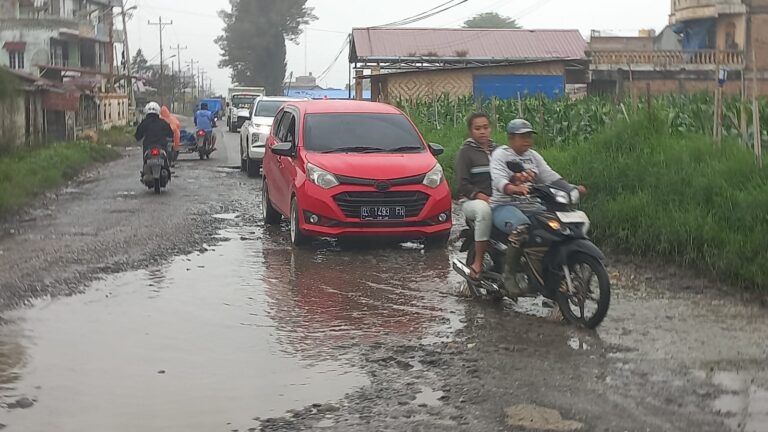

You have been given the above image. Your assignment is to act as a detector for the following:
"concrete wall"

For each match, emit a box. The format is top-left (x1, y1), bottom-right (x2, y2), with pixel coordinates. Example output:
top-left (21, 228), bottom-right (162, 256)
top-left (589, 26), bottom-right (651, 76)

top-left (0, 28), bottom-right (58, 74)
top-left (99, 93), bottom-right (129, 129)
top-left (716, 13), bottom-right (747, 50)
top-left (0, 0), bottom-right (16, 18)
top-left (590, 37), bottom-right (655, 51)
top-left (0, 95), bottom-right (25, 146)
top-left (372, 62), bottom-right (567, 102)
top-left (0, 91), bottom-right (46, 147)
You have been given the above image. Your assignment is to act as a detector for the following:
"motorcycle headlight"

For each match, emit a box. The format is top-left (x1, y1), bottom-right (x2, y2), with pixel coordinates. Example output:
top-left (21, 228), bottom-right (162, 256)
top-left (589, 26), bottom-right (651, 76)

top-left (306, 163), bottom-right (339, 189)
top-left (570, 189), bottom-right (580, 204)
top-left (422, 163), bottom-right (444, 189)
top-left (551, 188), bottom-right (570, 204)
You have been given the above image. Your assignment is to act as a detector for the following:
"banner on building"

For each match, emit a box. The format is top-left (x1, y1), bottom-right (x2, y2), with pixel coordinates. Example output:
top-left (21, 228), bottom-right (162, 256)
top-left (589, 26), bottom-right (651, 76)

top-left (43, 90), bottom-right (80, 112)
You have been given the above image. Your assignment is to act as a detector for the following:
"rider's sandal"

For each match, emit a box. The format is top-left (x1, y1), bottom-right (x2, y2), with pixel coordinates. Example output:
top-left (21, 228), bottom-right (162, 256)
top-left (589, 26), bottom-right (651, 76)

top-left (468, 266), bottom-right (483, 282)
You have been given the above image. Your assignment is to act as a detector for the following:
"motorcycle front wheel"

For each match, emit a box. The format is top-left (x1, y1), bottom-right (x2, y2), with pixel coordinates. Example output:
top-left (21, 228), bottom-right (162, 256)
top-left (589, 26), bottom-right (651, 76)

top-left (556, 252), bottom-right (611, 329)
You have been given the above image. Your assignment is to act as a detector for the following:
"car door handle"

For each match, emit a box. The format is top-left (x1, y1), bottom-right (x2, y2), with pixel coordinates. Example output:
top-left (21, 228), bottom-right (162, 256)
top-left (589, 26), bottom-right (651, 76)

top-left (277, 156), bottom-right (284, 168)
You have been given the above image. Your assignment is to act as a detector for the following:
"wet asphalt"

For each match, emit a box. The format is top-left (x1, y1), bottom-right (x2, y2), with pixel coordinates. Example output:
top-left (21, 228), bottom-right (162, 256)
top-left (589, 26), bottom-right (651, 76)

top-left (0, 122), bottom-right (767, 431)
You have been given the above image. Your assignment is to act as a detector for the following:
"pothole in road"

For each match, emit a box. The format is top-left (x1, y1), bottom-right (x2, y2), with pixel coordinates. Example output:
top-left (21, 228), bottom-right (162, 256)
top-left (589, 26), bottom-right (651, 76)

top-left (705, 370), bottom-right (768, 432)
top-left (412, 386), bottom-right (444, 407)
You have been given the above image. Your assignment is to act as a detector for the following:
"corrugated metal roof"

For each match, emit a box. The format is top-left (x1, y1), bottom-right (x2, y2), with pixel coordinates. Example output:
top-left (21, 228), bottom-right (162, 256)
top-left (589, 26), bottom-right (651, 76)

top-left (351, 28), bottom-right (587, 61)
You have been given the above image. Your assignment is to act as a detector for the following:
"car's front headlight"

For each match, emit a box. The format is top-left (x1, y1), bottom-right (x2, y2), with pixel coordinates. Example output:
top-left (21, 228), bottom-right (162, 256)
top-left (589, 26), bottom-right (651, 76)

top-left (255, 125), bottom-right (271, 134)
top-left (423, 163), bottom-right (444, 189)
top-left (551, 188), bottom-right (570, 204)
top-left (306, 163), bottom-right (339, 189)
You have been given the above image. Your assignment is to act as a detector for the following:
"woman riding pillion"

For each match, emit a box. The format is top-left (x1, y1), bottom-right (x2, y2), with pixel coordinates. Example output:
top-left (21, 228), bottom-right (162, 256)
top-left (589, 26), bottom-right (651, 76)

top-left (453, 113), bottom-right (497, 281)
top-left (490, 119), bottom-right (587, 296)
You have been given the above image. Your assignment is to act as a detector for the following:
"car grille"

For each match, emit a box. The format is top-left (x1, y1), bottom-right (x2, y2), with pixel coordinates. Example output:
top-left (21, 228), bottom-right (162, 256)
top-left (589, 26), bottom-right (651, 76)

top-left (334, 191), bottom-right (430, 219)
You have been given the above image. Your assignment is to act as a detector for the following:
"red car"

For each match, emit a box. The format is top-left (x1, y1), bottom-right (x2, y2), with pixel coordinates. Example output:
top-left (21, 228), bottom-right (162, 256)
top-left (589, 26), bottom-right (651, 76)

top-left (261, 100), bottom-right (452, 246)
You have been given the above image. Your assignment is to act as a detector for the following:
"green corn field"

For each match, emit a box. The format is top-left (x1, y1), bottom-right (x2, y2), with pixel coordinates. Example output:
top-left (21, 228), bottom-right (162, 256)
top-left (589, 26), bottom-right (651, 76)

top-left (402, 94), bottom-right (768, 291)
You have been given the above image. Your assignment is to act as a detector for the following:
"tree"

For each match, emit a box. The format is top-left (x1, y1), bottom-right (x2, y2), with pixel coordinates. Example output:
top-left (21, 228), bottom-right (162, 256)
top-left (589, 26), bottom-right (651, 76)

top-left (216, 0), bottom-right (316, 95)
top-left (131, 49), bottom-right (150, 76)
top-left (463, 12), bottom-right (521, 29)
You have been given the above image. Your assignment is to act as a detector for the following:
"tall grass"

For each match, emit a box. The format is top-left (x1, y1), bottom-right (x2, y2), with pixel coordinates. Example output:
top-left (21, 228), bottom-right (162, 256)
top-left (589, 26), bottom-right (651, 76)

top-left (545, 112), bottom-right (768, 290)
top-left (401, 93), bottom-right (768, 149)
top-left (0, 141), bottom-right (119, 215)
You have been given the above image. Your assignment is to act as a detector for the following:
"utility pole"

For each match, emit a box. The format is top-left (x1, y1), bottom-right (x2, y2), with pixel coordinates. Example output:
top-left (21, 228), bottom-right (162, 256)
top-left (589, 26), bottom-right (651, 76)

top-left (120, 1), bottom-right (135, 117)
top-left (148, 16), bottom-right (173, 106)
top-left (200, 69), bottom-right (207, 97)
top-left (187, 58), bottom-right (199, 103)
top-left (170, 44), bottom-right (187, 111)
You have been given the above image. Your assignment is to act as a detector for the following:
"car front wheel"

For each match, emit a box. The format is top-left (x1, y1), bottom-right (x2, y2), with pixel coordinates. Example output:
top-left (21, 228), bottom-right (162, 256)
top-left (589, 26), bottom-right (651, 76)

top-left (290, 197), bottom-right (310, 247)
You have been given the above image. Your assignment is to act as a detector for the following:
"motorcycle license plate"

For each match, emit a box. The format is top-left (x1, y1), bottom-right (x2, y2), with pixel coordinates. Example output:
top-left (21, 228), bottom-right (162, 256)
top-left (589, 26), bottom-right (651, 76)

top-left (556, 211), bottom-right (590, 224)
top-left (147, 158), bottom-right (163, 166)
top-left (360, 206), bottom-right (406, 220)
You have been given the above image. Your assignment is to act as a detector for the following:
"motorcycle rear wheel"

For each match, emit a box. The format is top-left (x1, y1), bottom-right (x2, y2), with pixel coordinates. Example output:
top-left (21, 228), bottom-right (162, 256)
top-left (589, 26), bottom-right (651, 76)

top-left (556, 252), bottom-right (610, 329)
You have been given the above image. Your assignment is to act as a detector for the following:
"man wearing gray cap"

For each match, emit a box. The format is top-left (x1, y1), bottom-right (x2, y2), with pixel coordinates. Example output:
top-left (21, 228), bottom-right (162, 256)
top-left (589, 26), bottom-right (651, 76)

top-left (489, 118), bottom-right (586, 296)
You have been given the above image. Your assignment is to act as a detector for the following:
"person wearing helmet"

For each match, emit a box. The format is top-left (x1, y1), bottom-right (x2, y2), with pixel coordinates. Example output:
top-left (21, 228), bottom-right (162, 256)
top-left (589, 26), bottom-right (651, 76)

top-left (489, 119), bottom-right (587, 297)
top-left (194, 102), bottom-right (216, 149)
top-left (135, 101), bottom-right (173, 167)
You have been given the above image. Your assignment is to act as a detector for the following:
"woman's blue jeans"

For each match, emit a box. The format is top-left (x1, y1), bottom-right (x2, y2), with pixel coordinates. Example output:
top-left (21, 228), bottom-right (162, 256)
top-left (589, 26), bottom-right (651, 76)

top-left (493, 204), bottom-right (534, 234)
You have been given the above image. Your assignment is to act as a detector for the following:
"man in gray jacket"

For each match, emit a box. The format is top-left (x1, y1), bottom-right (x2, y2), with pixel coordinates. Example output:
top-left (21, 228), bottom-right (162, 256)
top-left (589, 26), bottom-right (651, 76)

top-left (490, 119), bottom-right (586, 296)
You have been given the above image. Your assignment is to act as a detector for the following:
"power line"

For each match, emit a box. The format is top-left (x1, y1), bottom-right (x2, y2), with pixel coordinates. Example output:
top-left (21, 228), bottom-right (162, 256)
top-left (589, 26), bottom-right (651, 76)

top-left (376, 0), bottom-right (470, 27)
top-left (377, 0), bottom-right (461, 27)
top-left (315, 35), bottom-right (351, 83)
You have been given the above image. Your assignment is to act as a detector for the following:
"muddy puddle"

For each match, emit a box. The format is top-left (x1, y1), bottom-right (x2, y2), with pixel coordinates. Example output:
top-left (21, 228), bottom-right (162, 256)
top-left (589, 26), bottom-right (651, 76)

top-left (0, 227), bottom-right (464, 431)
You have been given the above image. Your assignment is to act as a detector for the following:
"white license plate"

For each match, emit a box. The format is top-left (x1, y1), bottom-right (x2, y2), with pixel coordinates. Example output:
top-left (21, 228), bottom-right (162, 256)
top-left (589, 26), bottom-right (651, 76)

top-left (361, 206), bottom-right (406, 220)
top-left (557, 211), bottom-right (590, 224)
top-left (147, 158), bottom-right (163, 166)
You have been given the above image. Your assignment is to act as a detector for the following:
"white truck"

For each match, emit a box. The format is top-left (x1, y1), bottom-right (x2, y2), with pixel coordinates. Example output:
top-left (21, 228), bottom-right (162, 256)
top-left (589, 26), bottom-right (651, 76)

top-left (226, 86), bottom-right (265, 133)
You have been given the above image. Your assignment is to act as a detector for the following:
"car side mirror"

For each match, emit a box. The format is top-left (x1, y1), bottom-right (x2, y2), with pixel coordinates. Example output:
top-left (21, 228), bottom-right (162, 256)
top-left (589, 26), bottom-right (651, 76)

top-left (272, 142), bottom-right (294, 157)
top-left (428, 143), bottom-right (444, 157)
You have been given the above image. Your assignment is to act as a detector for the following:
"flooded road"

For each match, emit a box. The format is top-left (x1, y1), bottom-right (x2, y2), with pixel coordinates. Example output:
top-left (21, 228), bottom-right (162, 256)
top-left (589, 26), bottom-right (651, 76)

top-left (0, 222), bottom-right (464, 431)
top-left (1, 126), bottom-right (768, 431)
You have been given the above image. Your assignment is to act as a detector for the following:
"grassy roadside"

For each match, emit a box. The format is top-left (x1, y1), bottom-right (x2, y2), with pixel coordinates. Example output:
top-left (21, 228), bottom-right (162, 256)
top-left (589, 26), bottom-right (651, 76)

top-left (420, 112), bottom-right (768, 291)
top-left (0, 130), bottom-right (129, 216)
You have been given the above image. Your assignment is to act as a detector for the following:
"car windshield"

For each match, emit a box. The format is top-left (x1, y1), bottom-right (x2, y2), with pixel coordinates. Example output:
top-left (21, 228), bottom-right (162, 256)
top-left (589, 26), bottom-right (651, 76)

top-left (231, 96), bottom-right (256, 108)
top-left (304, 113), bottom-right (425, 153)
top-left (255, 100), bottom-right (288, 117)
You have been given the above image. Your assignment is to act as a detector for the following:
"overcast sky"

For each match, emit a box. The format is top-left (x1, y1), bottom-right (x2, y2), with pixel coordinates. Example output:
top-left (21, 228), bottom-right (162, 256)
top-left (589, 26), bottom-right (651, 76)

top-left (127, 0), bottom-right (671, 95)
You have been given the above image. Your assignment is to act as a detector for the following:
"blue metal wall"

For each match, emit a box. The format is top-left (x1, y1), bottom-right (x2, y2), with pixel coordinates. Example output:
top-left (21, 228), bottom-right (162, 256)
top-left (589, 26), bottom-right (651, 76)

top-left (473, 74), bottom-right (565, 100)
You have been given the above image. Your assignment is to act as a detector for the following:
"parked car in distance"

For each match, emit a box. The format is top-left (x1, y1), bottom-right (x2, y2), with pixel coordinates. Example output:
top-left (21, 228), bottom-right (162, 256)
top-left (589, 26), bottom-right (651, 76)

top-left (240, 96), bottom-right (306, 177)
top-left (261, 100), bottom-right (452, 247)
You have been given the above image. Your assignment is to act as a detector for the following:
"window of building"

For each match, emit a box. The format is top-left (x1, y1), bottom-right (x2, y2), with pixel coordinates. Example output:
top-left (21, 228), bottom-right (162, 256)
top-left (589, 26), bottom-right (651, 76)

top-left (8, 51), bottom-right (25, 70)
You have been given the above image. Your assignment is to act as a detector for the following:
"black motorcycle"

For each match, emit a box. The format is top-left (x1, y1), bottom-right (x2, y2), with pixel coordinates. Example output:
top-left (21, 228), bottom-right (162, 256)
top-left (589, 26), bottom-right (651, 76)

top-left (141, 146), bottom-right (171, 194)
top-left (452, 162), bottom-right (611, 329)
